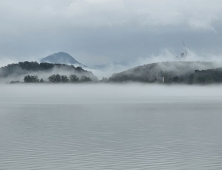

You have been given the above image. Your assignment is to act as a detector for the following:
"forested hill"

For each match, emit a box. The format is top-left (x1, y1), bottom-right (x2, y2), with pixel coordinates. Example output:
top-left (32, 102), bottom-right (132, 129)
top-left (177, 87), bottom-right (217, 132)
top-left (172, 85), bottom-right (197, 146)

top-left (109, 61), bottom-right (221, 84)
top-left (0, 62), bottom-right (98, 82)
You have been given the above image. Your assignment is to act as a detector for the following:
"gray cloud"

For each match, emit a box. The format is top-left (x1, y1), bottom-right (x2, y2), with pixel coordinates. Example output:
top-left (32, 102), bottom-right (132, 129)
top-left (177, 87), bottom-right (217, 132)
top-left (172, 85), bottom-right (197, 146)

top-left (0, 0), bottom-right (222, 66)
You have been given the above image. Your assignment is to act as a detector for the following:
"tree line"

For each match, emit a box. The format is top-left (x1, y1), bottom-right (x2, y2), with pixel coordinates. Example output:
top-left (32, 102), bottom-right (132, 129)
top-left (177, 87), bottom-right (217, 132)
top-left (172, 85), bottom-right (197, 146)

top-left (23, 74), bottom-right (92, 83)
top-left (109, 68), bottom-right (222, 84)
top-left (0, 61), bottom-right (89, 78)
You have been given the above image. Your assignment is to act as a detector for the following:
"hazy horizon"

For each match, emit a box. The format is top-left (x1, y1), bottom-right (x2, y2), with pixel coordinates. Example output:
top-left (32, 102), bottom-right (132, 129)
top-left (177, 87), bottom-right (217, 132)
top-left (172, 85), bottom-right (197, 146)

top-left (2, 50), bottom-right (222, 79)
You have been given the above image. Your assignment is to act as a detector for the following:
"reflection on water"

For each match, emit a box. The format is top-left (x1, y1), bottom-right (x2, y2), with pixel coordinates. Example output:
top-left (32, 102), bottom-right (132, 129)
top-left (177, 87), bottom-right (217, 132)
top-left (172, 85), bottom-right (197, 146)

top-left (0, 85), bottom-right (222, 170)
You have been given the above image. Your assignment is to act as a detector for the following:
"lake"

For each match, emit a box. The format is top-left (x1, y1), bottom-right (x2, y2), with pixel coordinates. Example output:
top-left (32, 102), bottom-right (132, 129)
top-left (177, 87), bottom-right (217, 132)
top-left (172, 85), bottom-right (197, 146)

top-left (0, 84), bottom-right (222, 169)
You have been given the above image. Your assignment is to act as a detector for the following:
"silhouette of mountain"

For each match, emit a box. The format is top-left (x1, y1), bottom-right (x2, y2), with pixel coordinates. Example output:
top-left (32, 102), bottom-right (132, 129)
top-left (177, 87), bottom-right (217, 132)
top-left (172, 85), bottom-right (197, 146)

top-left (41, 52), bottom-right (86, 67)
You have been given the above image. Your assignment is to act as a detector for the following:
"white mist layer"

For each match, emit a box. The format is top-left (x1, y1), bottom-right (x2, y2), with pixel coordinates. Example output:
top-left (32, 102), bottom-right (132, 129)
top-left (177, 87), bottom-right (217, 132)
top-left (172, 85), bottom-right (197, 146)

top-left (1, 84), bottom-right (222, 105)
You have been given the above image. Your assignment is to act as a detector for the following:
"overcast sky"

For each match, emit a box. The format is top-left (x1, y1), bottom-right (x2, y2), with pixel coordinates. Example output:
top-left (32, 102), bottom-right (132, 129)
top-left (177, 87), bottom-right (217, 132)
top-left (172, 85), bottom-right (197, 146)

top-left (0, 0), bottom-right (222, 66)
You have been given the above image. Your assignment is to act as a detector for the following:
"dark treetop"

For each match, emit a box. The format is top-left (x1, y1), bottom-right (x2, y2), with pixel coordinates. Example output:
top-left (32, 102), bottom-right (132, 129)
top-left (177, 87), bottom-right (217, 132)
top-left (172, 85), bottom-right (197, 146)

top-left (0, 61), bottom-right (98, 81)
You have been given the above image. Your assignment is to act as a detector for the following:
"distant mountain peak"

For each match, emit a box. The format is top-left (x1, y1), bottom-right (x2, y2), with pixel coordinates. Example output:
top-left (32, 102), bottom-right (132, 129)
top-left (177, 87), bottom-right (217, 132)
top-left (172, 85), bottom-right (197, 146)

top-left (41, 52), bottom-right (84, 66)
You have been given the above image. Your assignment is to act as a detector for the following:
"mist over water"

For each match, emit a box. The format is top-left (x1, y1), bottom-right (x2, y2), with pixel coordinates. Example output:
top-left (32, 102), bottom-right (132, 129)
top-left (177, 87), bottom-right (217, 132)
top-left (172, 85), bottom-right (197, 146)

top-left (1, 84), bottom-right (222, 169)
top-left (1, 0), bottom-right (222, 169)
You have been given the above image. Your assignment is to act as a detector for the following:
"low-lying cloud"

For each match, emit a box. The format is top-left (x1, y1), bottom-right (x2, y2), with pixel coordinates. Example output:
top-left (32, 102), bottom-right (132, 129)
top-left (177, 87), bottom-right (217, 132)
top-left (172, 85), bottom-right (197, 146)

top-left (87, 49), bottom-right (222, 79)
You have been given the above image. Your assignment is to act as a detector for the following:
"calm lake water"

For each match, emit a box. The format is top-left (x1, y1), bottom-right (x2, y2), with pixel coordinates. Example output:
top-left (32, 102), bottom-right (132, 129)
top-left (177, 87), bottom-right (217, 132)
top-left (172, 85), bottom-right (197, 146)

top-left (0, 84), bottom-right (222, 170)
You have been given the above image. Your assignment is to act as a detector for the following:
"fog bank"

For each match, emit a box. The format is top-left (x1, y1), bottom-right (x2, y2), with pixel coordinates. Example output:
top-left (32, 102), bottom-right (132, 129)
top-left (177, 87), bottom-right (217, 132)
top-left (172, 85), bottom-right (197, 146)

top-left (1, 84), bottom-right (222, 106)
